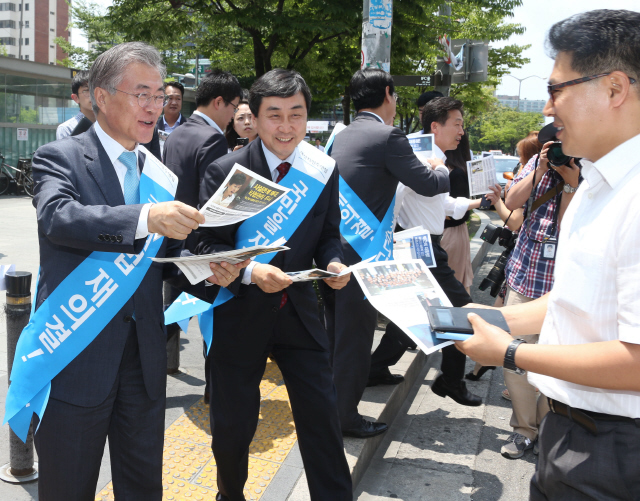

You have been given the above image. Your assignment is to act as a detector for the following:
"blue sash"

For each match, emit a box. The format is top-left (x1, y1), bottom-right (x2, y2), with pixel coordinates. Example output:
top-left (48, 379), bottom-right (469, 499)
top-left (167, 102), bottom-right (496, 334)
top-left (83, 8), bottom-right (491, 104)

top-left (338, 176), bottom-right (395, 262)
top-left (4, 148), bottom-right (177, 442)
top-left (166, 142), bottom-right (334, 354)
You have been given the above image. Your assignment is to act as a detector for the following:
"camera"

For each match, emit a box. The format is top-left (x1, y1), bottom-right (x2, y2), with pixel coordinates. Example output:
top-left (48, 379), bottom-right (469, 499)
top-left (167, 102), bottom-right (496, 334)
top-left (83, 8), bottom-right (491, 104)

top-left (480, 224), bottom-right (516, 248)
top-left (547, 142), bottom-right (578, 168)
top-left (478, 248), bottom-right (512, 297)
top-left (236, 137), bottom-right (249, 146)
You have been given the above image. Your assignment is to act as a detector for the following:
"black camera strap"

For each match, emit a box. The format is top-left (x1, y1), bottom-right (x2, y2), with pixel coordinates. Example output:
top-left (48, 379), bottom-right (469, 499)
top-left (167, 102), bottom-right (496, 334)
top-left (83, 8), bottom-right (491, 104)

top-left (524, 155), bottom-right (561, 243)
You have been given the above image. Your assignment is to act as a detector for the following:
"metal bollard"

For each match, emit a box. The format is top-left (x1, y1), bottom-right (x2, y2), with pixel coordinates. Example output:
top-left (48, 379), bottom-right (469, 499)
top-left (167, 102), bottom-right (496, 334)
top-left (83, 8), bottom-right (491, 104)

top-left (0, 271), bottom-right (38, 483)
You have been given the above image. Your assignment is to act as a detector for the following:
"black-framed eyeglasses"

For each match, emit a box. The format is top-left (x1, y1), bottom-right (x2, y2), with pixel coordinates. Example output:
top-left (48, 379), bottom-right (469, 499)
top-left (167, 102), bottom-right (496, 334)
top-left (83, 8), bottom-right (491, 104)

top-left (223, 99), bottom-right (239, 113)
top-left (547, 72), bottom-right (637, 102)
top-left (116, 89), bottom-right (169, 109)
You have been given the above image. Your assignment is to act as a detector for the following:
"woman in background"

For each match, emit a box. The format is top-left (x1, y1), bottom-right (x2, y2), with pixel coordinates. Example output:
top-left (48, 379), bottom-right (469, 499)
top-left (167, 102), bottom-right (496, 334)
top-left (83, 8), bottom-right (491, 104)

top-left (225, 92), bottom-right (258, 152)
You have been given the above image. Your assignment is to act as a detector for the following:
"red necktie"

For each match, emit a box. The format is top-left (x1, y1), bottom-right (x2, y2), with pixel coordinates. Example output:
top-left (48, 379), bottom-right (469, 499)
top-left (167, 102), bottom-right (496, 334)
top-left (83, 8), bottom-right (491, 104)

top-left (275, 162), bottom-right (291, 308)
top-left (275, 162), bottom-right (291, 183)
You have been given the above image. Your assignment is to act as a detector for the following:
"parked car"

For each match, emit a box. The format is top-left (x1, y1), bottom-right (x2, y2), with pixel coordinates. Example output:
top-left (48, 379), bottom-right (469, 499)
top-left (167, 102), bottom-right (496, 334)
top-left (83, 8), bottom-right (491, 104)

top-left (492, 154), bottom-right (520, 192)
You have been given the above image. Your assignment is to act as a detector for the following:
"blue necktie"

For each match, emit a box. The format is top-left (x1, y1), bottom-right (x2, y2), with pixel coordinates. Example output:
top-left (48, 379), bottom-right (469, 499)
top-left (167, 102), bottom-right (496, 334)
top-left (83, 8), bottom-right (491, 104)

top-left (119, 151), bottom-right (140, 205)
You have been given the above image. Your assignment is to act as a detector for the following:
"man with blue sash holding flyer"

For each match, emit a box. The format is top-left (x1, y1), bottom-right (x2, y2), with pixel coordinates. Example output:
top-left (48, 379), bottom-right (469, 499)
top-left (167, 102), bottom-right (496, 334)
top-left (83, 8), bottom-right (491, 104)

top-left (325, 68), bottom-right (450, 438)
top-left (4, 43), bottom-right (245, 500)
top-left (196, 69), bottom-right (353, 501)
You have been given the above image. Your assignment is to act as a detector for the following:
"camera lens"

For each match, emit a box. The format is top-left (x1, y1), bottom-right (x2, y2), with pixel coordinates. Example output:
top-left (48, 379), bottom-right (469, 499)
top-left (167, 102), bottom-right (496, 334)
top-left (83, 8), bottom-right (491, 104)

top-left (547, 142), bottom-right (571, 168)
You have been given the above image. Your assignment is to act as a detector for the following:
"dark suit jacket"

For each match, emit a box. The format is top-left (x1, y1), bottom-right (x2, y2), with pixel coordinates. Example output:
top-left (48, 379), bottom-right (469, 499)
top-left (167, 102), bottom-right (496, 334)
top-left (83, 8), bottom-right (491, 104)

top-left (163, 113), bottom-right (228, 210)
top-left (163, 113), bottom-right (229, 252)
top-left (31, 126), bottom-right (212, 407)
top-left (330, 112), bottom-right (450, 265)
top-left (196, 139), bottom-right (343, 365)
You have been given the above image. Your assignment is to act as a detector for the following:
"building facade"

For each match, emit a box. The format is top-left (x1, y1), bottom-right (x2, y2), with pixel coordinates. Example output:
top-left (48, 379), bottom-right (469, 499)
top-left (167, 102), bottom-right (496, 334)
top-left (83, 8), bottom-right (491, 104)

top-left (496, 94), bottom-right (546, 113)
top-left (0, 0), bottom-right (68, 64)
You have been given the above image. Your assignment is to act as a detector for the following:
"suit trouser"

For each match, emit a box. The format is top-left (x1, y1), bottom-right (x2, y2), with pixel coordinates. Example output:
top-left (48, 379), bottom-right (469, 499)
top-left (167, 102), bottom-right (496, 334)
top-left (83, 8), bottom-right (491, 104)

top-left (531, 411), bottom-right (640, 500)
top-left (503, 286), bottom-right (550, 441)
top-left (35, 325), bottom-right (166, 501)
top-left (370, 239), bottom-right (471, 381)
top-left (323, 277), bottom-right (379, 430)
top-left (209, 301), bottom-right (352, 501)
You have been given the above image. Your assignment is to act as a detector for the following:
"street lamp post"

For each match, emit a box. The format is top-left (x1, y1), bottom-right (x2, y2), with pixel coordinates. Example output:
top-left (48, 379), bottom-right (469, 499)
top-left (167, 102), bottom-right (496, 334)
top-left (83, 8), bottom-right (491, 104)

top-left (504, 74), bottom-right (546, 110)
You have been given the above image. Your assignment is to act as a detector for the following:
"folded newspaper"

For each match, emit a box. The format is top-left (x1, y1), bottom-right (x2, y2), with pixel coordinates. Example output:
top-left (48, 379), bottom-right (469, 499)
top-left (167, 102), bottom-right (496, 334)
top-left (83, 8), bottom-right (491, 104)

top-left (199, 164), bottom-right (289, 227)
top-left (352, 258), bottom-right (454, 355)
top-left (467, 155), bottom-right (497, 196)
top-left (152, 245), bottom-right (289, 285)
top-left (406, 133), bottom-right (435, 163)
top-left (285, 264), bottom-right (357, 282)
top-left (393, 226), bottom-right (436, 267)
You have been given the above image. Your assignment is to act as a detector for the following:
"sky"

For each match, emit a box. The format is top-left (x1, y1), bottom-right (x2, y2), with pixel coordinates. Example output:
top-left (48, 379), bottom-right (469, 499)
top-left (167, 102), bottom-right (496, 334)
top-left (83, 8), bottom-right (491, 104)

top-left (494, 0), bottom-right (640, 101)
top-left (72, 0), bottom-right (640, 103)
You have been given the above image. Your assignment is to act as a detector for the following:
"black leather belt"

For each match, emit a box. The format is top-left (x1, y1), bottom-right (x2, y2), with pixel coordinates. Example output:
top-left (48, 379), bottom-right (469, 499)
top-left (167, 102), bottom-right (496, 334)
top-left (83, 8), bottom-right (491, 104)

top-left (431, 234), bottom-right (442, 245)
top-left (548, 398), bottom-right (640, 436)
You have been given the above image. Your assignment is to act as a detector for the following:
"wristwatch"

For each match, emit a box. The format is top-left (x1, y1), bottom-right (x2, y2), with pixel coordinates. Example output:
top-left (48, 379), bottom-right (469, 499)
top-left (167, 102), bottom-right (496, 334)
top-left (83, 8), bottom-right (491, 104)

top-left (563, 183), bottom-right (578, 194)
top-left (504, 339), bottom-right (526, 375)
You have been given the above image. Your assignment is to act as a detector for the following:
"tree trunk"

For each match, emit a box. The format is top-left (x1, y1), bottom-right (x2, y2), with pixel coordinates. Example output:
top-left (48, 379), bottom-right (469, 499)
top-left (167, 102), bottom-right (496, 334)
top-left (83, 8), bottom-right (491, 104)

top-left (342, 85), bottom-right (351, 125)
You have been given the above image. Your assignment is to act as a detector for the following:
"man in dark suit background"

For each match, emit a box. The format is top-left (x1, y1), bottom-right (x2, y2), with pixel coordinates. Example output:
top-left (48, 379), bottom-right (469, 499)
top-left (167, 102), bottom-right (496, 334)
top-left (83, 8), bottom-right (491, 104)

top-left (197, 69), bottom-right (353, 501)
top-left (158, 81), bottom-right (187, 134)
top-left (162, 70), bottom-right (242, 399)
top-left (324, 68), bottom-right (450, 438)
top-left (30, 42), bottom-right (244, 500)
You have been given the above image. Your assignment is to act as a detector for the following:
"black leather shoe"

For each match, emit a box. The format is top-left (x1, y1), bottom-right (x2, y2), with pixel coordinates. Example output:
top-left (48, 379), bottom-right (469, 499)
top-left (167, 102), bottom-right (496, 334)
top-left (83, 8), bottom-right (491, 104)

top-left (465, 366), bottom-right (496, 381)
top-left (367, 372), bottom-right (405, 387)
top-left (431, 375), bottom-right (482, 406)
top-left (342, 419), bottom-right (388, 438)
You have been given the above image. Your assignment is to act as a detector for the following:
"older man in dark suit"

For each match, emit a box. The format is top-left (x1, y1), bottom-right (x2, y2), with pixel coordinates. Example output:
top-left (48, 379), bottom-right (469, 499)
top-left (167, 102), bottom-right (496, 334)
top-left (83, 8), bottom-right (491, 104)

top-left (324, 68), bottom-right (450, 438)
top-left (197, 69), bottom-right (352, 501)
top-left (26, 42), bottom-right (244, 500)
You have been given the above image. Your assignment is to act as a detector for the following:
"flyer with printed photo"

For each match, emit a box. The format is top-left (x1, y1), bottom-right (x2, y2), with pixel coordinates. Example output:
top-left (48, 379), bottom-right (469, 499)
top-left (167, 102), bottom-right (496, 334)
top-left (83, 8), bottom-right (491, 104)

top-left (199, 164), bottom-right (289, 227)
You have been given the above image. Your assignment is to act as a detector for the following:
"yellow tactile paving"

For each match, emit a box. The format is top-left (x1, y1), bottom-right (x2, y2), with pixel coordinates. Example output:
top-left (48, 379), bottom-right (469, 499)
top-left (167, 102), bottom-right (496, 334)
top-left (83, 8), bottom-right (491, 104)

top-left (95, 361), bottom-right (297, 501)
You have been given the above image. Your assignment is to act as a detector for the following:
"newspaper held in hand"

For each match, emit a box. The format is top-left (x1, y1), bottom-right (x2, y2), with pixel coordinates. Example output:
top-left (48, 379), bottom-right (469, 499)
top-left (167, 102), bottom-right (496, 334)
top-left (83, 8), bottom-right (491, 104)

top-left (393, 226), bottom-right (436, 268)
top-left (406, 133), bottom-right (435, 163)
top-left (0, 263), bottom-right (16, 291)
top-left (467, 155), bottom-right (497, 196)
top-left (352, 258), bottom-right (454, 355)
top-left (286, 264), bottom-right (358, 283)
top-left (199, 164), bottom-right (290, 227)
top-left (151, 245), bottom-right (289, 285)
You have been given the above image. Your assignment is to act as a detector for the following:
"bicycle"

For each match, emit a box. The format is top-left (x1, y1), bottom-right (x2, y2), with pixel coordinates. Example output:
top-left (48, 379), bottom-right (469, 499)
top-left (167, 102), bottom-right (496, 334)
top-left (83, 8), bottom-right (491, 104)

top-left (0, 152), bottom-right (34, 197)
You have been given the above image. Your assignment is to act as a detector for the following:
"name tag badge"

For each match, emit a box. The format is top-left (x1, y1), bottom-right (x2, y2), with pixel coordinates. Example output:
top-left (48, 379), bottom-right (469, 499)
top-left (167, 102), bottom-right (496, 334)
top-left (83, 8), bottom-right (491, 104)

top-left (541, 238), bottom-right (557, 260)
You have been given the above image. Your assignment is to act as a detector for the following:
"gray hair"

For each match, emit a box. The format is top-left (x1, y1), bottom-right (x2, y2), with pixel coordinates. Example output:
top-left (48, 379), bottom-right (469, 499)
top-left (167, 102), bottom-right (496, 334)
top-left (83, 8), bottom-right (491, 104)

top-left (89, 42), bottom-right (167, 115)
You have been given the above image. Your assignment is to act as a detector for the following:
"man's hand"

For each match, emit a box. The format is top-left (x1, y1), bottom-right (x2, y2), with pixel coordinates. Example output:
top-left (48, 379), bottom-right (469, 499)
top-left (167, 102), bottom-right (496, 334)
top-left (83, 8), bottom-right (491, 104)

top-left (454, 313), bottom-right (513, 366)
top-left (552, 158), bottom-right (580, 189)
top-left (148, 201), bottom-right (204, 240)
top-left (251, 263), bottom-right (292, 293)
top-left (206, 259), bottom-right (251, 287)
top-left (429, 157), bottom-right (446, 169)
top-left (323, 262), bottom-right (351, 290)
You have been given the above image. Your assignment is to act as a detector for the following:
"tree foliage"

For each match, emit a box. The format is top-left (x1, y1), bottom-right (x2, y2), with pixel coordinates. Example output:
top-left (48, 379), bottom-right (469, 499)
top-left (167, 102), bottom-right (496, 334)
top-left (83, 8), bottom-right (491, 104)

top-left (58, 0), bottom-right (529, 124)
top-left (466, 105), bottom-right (545, 154)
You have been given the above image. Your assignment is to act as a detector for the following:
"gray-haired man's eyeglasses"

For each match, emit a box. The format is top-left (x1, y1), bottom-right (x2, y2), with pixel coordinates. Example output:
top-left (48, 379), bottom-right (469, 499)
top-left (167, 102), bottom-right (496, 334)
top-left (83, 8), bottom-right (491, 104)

top-left (116, 89), bottom-right (169, 109)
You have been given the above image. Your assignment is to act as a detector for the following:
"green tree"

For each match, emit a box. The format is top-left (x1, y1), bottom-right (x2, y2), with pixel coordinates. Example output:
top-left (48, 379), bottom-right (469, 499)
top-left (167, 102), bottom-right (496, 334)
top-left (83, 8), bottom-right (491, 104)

top-left (467, 105), bottom-right (545, 154)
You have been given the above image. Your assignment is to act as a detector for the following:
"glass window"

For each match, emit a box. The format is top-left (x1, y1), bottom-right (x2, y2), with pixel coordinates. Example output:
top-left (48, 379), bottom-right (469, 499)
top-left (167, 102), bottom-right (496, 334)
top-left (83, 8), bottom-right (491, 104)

top-left (0, 20), bottom-right (16, 28)
top-left (0, 37), bottom-right (16, 46)
top-left (24, 2), bottom-right (28, 10)
top-left (25, 20), bottom-right (28, 28)
top-left (0, 3), bottom-right (15, 11)
top-left (24, 37), bottom-right (28, 45)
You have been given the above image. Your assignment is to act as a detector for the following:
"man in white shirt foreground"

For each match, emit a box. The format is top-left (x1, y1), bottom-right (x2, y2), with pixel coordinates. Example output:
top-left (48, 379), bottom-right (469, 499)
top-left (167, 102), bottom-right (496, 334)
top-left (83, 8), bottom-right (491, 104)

top-left (456, 9), bottom-right (640, 499)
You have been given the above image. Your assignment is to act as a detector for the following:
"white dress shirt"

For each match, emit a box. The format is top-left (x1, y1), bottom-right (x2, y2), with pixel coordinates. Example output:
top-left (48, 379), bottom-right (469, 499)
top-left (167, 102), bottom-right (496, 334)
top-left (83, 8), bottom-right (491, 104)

top-left (241, 142), bottom-right (298, 284)
top-left (192, 110), bottom-right (224, 135)
top-left (56, 112), bottom-right (84, 140)
top-left (528, 133), bottom-right (640, 418)
top-left (395, 142), bottom-right (469, 235)
top-left (94, 121), bottom-right (150, 239)
top-left (163, 113), bottom-right (183, 134)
